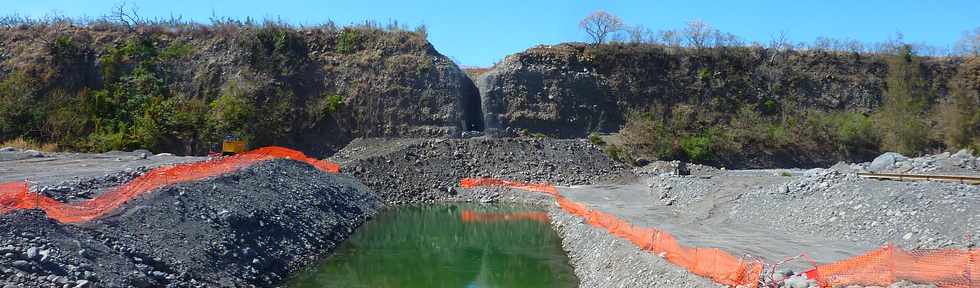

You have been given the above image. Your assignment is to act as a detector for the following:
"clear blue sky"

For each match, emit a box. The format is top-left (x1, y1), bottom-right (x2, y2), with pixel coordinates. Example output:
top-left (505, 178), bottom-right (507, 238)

top-left (5, 0), bottom-right (978, 67)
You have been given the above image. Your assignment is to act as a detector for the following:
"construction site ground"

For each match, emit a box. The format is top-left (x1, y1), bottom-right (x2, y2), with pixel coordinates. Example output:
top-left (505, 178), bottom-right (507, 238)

top-left (0, 139), bottom-right (977, 287)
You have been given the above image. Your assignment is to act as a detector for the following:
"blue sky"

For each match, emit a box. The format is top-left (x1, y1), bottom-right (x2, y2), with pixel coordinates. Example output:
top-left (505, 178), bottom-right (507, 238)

top-left (4, 0), bottom-right (978, 66)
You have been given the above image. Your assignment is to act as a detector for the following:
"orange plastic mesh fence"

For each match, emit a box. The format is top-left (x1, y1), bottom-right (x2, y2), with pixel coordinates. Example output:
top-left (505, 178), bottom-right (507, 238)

top-left (460, 210), bottom-right (549, 223)
top-left (804, 245), bottom-right (978, 288)
top-left (459, 177), bottom-right (763, 287)
top-left (460, 177), bottom-right (559, 196)
top-left (0, 146), bottom-right (339, 223)
top-left (460, 177), bottom-right (979, 288)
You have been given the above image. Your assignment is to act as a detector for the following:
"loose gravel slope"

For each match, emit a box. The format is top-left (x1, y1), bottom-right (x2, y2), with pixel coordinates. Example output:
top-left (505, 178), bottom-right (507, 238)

top-left (0, 159), bottom-right (380, 287)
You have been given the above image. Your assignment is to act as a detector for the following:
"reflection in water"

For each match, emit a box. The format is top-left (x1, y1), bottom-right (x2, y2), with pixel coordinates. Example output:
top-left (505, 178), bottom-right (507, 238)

top-left (288, 204), bottom-right (578, 288)
top-left (460, 210), bottom-right (549, 223)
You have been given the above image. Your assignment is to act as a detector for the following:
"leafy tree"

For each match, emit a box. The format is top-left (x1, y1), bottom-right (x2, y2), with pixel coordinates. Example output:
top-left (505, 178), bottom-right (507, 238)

top-left (579, 10), bottom-right (623, 45)
top-left (875, 45), bottom-right (933, 155)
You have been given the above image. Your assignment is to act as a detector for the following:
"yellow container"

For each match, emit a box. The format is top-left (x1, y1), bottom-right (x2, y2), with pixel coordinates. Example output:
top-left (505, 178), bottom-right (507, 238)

top-left (222, 140), bottom-right (247, 155)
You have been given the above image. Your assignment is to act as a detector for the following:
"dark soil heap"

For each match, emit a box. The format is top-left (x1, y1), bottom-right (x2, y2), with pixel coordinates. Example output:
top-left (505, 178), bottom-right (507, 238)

top-left (332, 138), bottom-right (628, 204)
top-left (0, 159), bottom-right (380, 287)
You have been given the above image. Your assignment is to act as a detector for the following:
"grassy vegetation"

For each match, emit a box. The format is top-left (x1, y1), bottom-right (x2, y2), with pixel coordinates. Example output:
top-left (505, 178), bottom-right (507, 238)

top-left (0, 138), bottom-right (58, 152)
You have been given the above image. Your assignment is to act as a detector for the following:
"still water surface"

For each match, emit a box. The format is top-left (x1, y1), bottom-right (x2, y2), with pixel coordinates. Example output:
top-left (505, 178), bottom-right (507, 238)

top-left (288, 204), bottom-right (578, 288)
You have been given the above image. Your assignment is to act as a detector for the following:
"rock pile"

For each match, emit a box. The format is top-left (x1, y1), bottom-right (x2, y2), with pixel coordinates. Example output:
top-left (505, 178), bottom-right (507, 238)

top-left (38, 167), bottom-right (150, 202)
top-left (334, 138), bottom-right (628, 204)
top-left (861, 149), bottom-right (979, 174)
top-left (0, 159), bottom-right (381, 287)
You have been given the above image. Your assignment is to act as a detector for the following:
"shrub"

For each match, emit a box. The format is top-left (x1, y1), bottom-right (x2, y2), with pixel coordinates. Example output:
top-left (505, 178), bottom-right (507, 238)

top-left (833, 112), bottom-right (878, 152)
top-left (208, 82), bottom-right (256, 143)
top-left (604, 144), bottom-right (632, 164)
top-left (680, 134), bottom-right (714, 162)
top-left (337, 28), bottom-right (359, 54)
top-left (588, 132), bottom-right (606, 146)
top-left (243, 26), bottom-right (308, 76)
top-left (160, 41), bottom-right (194, 60)
top-left (529, 132), bottom-right (549, 139)
top-left (0, 72), bottom-right (41, 139)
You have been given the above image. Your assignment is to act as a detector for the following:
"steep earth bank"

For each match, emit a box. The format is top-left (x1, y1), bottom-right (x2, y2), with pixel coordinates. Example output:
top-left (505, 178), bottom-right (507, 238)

top-left (0, 23), bottom-right (481, 155)
top-left (0, 159), bottom-right (380, 287)
top-left (477, 43), bottom-right (960, 138)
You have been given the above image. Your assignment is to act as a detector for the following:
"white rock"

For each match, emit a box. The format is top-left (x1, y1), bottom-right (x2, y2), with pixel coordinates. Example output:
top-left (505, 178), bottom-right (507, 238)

top-left (868, 152), bottom-right (908, 172)
top-left (952, 149), bottom-right (974, 159)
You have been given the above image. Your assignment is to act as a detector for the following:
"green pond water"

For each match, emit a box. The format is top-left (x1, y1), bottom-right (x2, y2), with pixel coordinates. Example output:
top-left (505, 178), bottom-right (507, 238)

top-left (288, 204), bottom-right (578, 288)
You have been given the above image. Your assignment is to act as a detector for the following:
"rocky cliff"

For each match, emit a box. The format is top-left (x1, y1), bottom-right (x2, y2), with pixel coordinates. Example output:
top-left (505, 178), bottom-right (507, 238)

top-left (477, 43), bottom-right (961, 137)
top-left (0, 22), bottom-right (482, 155)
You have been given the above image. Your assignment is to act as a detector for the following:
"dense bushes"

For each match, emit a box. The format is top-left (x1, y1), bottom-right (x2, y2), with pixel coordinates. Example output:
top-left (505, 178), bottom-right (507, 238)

top-left (620, 103), bottom-right (882, 167)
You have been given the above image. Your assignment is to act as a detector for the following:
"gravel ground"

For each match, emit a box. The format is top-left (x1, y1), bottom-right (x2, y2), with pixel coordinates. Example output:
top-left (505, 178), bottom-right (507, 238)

top-left (0, 159), bottom-right (380, 287)
top-left (546, 205), bottom-right (724, 288)
top-left (731, 168), bottom-right (979, 250)
top-left (0, 149), bottom-right (203, 188)
top-left (2, 141), bottom-right (973, 288)
top-left (332, 137), bottom-right (629, 204)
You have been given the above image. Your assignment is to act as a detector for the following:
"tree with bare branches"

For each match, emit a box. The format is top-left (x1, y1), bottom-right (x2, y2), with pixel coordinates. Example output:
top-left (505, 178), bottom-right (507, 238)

top-left (107, 1), bottom-right (143, 30)
top-left (955, 27), bottom-right (980, 56)
top-left (683, 19), bottom-right (713, 50)
top-left (580, 10), bottom-right (623, 45)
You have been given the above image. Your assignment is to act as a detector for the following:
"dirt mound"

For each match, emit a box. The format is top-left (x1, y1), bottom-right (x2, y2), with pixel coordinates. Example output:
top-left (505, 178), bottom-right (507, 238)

top-left (333, 138), bottom-right (628, 204)
top-left (0, 159), bottom-right (380, 287)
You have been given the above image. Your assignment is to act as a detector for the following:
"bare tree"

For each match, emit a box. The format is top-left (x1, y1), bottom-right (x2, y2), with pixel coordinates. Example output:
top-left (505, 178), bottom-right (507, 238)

top-left (954, 27), bottom-right (980, 56)
top-left (813, 36), bottom-right (833, 52)
top-left (660, 29), bottom-right (682, 48)
top-left (625, 25), bottom-right (646, 44)
top-left (769, 31), bottom-right (791, 51)
top-left (580, 10), bottom-right (624, 45)
top-left (107, 1), bottom-right (143, 30)
top-left (683, 19), bottom-right (714, 50)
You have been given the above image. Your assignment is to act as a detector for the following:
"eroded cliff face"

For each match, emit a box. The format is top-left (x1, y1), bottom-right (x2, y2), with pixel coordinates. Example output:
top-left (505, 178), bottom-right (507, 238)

top-left (0, 23), bottom-right (482, 155)
top-left (477, 43), bottom-right (960, 137)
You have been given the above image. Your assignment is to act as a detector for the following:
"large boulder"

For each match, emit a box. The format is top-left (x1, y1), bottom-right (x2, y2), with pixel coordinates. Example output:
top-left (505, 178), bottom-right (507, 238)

top-left (868, 152), bottom-right (909, 172)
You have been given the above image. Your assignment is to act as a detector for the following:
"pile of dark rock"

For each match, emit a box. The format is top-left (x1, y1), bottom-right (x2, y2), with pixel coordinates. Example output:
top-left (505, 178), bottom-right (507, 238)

top-left (0, 159), bottom-right (381, 287)
top-left (38, 167), bottom-right (150, 202)
top-left (333, 138), bottom-right (629, 204)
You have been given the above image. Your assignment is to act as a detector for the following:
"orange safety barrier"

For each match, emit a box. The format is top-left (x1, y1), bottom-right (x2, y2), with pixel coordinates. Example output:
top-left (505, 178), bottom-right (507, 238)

top-left (460, 177), bottom-right (559, 196)
top-left (460, 210), bottom-right (549, 223)
top-left (459, 177), bottom-right (763, 287)
top-left (803, 245), bottom-right (978, 288)
top-left (458, 177), bottom-right (979, 288)
top-left (0, 146), bottom-right (339, 223)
